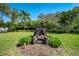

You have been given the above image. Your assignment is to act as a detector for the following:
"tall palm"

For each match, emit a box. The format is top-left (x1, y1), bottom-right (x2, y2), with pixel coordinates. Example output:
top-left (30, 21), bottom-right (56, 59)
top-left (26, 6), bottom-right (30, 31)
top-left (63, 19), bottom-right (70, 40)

top-left (0, 3), bottom-right (10, 21)
top-left (0, 3), bottom-right (3, 21)
top-left (0, 19), bottom-right (4, 27)
top-left (19, 10), bottom-right (31, 31)
top-left (11, 8), bottom-right (19, 31)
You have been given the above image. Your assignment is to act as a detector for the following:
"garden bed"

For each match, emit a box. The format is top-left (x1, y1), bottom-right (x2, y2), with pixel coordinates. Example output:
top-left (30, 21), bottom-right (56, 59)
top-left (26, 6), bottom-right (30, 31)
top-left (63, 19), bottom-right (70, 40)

top-left (18, 44), bottom-right (64, 56)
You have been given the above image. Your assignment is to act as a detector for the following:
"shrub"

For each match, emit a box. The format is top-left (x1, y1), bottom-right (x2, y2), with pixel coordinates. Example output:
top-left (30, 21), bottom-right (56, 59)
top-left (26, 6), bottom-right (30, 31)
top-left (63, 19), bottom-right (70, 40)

top-left (19, 36), bottom-right (32, 45)
top-left (49, 38), bottom-right (62, 48)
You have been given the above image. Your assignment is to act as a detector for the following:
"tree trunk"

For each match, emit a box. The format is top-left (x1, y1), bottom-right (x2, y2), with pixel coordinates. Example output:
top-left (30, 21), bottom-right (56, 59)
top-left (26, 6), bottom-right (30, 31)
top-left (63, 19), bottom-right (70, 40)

top-left (24, 21), bottom-right (26, 31)
top-left (24, 24), bottom-right (26, 31)
top-left (15, 26), bottom-right (16, 31)
top-left (0, 12), bottom-right (3, 21)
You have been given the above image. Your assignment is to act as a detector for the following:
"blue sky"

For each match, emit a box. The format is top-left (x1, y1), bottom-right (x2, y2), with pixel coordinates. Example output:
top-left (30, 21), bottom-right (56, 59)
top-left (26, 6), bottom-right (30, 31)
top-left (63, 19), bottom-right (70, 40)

top-left (2, 3), bottom-right (79, 22)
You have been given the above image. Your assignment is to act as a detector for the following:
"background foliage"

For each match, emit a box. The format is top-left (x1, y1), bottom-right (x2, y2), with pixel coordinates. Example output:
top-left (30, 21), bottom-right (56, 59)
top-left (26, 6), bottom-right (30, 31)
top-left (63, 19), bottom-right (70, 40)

top-left (0, 4), bottom-right (79, 33)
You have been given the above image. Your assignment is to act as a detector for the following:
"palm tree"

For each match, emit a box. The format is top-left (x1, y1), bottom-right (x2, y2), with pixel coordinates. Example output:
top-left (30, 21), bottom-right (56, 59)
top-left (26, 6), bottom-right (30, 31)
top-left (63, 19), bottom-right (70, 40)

top-left (19, 10), bottom-right (31, 31)
top-left (0, 3), bottom-right (10, 21)
top-left (10, 8), bottom-right (19, 31)
top-left (0, 3), bottom-right (3, 21)
top-left (0, 19), bottom-right (4, 27)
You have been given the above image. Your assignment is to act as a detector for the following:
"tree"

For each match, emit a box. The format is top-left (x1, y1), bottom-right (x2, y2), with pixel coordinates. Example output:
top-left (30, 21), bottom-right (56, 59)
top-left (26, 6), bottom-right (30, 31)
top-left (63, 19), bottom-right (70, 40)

top-left (0, 19), bottom-right (4, 27)
top-left (19, 10), bottom-right (31, 31)
top-left (0, 3), bottom-right (10, 21)
top-left (10, 8), bottom-right (19, 31)
top-left (67, 16), bottom-right (79, 32)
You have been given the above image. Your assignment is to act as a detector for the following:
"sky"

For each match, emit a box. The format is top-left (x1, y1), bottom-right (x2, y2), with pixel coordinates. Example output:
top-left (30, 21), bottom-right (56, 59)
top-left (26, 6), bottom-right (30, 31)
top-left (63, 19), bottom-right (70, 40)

top-left (2, 3), bottom-right (79, 22)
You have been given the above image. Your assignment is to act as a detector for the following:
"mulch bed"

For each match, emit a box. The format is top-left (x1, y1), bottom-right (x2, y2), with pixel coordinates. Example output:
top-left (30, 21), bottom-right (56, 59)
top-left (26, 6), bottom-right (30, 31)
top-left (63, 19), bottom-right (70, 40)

top-left (18, 44), bottom-right (64, 56)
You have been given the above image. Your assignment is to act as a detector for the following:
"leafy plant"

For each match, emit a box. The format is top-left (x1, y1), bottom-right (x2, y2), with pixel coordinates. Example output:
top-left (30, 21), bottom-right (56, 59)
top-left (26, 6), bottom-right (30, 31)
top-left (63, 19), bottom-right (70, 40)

top-left (19, 36), bottom-right (32, 45)
top-left (49, 38), bottom-right (62, 48)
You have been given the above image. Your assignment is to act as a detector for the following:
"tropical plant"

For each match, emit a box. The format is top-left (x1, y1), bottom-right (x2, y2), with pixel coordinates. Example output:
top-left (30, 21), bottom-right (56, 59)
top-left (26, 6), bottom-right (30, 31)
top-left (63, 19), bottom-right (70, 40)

top-left (19, 10), bottom-right (31, 31)
top-left (19, 36), bottom-right (32, 45)
top-left (0, 3), bottom-right (10, 21)
top-left (0, 19), bottom-right (4, 27)
top-left (10, 8), bottom-right (19, 31)
top-left (49, 38), bottom-right (62, 48)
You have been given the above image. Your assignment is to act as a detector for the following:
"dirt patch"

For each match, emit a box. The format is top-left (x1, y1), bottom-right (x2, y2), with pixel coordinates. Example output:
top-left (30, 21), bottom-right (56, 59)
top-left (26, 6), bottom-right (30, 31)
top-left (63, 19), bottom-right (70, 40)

top-left (18, 44), bottom-right (64, 56)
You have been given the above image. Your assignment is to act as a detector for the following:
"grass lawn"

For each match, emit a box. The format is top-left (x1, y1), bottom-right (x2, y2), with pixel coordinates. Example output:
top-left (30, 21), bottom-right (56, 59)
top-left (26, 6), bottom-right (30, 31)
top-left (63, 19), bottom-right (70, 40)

top-left (48, 33), bottom-right (79, 55)
top-left (0, 32), bottom-right (79, 56)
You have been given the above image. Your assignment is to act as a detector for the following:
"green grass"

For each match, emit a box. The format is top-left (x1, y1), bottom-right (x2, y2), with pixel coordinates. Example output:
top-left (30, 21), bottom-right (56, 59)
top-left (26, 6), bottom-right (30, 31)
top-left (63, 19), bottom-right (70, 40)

top-left (0, 32), bottom-right (79, 55)
top-left (0, 32), bottom-right (33, 56)
top-left (48, 33), bottom-right (79, 55)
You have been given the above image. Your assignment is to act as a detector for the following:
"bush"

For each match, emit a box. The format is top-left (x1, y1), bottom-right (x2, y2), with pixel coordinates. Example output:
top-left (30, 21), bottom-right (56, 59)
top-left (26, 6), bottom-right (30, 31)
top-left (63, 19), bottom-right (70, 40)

top-left (19, 36), bottom-right (32, 45)
top-left (49, 38), bottom-right (62, 48)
